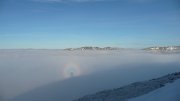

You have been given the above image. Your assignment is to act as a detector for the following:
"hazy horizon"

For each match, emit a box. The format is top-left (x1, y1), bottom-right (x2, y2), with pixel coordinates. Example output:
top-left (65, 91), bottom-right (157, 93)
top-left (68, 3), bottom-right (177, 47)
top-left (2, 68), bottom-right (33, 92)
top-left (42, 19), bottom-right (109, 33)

top-left (0, 45), bottom-right (180, 50)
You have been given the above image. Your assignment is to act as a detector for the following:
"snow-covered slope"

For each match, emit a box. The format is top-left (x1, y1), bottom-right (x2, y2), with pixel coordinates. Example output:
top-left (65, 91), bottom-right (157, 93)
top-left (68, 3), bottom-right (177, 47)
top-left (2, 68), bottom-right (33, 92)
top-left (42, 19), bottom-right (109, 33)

top-left (128, 79), bottom-right (180, 101)
top-left (74, 72), bottom-right (180, 101)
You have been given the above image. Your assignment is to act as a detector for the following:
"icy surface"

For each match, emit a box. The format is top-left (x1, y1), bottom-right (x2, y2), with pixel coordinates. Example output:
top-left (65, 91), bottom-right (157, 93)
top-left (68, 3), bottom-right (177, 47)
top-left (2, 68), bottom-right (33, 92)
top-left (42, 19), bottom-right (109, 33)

top-left (74, 72), bottom-right (180, 101)
top-left (128, 79), bottom-right (180, 101)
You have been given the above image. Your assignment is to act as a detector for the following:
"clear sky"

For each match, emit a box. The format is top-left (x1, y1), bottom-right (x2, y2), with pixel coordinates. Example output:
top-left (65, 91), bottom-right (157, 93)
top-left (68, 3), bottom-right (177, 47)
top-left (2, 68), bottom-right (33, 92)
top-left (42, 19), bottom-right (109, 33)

top-left (0, 0), bottom-right (180, 49)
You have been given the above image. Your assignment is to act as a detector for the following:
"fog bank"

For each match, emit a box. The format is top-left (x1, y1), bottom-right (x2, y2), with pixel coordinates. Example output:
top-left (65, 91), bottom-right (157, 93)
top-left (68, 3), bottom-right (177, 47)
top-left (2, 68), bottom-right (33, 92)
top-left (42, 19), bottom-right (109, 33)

top-left (0, 50), bottom-right (180, 101)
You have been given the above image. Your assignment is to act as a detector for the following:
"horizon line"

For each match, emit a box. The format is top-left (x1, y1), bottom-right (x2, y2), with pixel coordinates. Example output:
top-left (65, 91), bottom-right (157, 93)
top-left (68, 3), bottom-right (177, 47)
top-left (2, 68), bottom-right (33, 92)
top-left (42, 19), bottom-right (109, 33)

top-left (0, 45), bottom-right (179, 50)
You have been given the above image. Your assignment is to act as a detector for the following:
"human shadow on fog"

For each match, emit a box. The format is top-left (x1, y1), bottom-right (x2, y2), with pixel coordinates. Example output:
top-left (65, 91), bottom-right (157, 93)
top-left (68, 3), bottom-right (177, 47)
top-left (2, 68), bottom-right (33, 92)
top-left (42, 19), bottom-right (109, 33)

top-left (9, 62), bottom-right (180, 101)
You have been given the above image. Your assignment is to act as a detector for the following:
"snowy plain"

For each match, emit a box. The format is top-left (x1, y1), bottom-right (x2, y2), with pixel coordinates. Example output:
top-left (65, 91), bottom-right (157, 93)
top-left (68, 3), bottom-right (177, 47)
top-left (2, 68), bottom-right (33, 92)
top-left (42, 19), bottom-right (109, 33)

top-left (0, 49), bottom-right (180, 101)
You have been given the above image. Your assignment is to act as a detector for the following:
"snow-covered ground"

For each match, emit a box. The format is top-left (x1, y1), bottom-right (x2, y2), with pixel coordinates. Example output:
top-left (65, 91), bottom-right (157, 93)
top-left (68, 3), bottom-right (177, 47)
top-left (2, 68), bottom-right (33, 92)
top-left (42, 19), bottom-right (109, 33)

top-left (73, 72), bottom-right (180, 101)
top-left (0, 50), bottom-right (180, 101)
top-left (128, 79), bottom-right (180, 101)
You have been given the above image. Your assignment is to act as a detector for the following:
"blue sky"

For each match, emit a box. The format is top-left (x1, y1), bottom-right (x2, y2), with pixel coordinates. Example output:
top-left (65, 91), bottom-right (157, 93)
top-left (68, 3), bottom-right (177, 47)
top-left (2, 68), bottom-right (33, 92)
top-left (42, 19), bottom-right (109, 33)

top-left (0, 0), bottom-right (180, 49)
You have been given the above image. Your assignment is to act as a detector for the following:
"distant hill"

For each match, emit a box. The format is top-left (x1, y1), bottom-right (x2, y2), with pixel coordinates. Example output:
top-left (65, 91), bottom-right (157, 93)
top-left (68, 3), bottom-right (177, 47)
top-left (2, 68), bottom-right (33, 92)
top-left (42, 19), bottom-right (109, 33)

top-left (64, 47), bottom-right (123, 51)
top-left (143, 46), bottom-right (180, 51)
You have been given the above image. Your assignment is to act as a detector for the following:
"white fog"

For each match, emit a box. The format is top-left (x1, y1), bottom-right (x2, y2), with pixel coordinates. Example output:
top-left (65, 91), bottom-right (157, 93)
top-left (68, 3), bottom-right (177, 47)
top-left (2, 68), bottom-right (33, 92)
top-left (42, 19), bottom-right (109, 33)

top-left (0, 50), bottom-right (180, 101)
